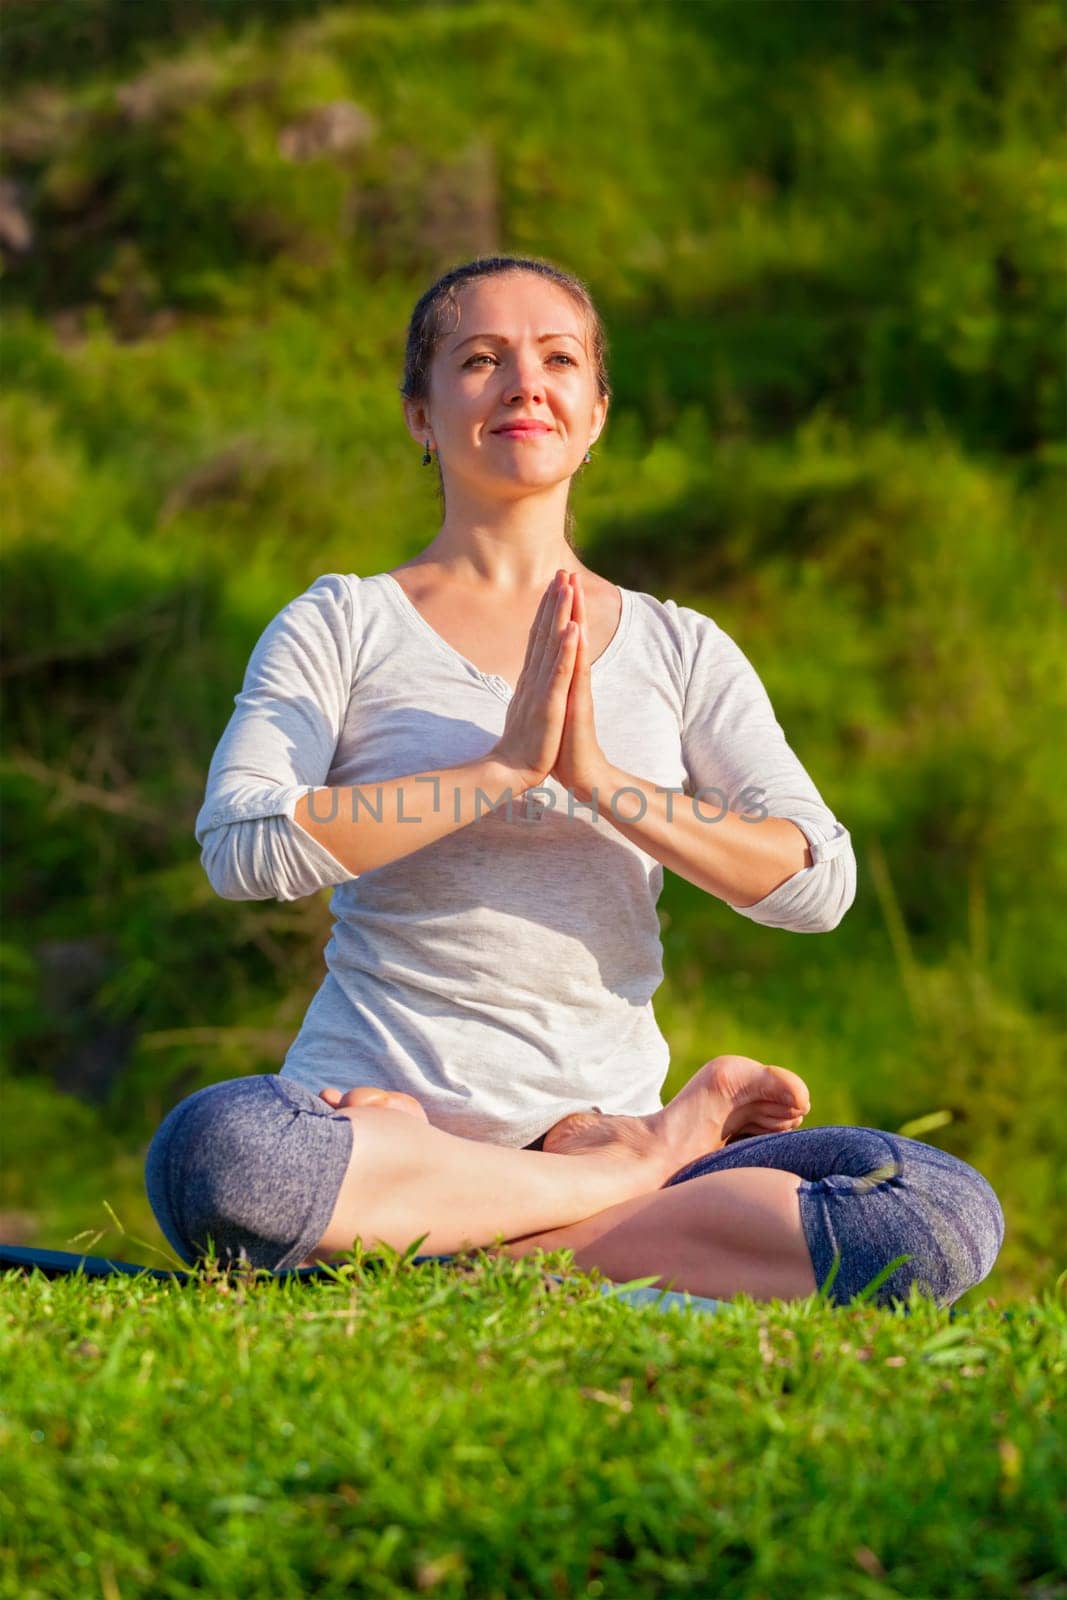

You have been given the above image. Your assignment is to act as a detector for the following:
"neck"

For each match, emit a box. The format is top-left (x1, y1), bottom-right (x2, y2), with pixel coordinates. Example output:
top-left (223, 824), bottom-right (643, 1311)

top-left (420, 477), bottom-right (577, 590)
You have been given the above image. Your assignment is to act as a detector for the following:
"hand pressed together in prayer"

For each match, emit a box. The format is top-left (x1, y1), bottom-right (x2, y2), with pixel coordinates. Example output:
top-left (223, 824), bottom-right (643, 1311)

top-left (548, 569), bottom-right (609, 805)
top-left (490, 570), bottom-right (611, 803)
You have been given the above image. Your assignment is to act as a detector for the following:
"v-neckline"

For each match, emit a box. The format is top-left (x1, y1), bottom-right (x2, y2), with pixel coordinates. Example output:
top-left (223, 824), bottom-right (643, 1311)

top-left (376, 572), bottom-right (632, 704)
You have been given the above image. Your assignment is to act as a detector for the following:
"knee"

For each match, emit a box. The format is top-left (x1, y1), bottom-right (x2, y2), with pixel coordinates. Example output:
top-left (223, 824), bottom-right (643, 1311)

top-left (809, 1136), bottom-right (1006, 1309)
top-left (932, 1159), bottom-right (1005, 1305)
top-left (144, 1079), bottom-right (266, 1268)
top-left (144, 1074), bottom-right (353, 1272)
top-left (881, 1153), bottom-right (1006, 1308)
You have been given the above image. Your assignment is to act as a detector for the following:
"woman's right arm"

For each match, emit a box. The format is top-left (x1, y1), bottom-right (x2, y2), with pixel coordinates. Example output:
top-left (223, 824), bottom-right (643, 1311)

top-left (292, 572), bottom-right (577, 877)
top-left (289, 754), bottom-right (524, 879)
top-left (197, 570), bottom-right (575, 901)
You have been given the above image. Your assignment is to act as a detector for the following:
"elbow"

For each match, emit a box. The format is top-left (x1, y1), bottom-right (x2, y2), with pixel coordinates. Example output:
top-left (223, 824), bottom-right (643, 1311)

top-left (806, 894), bottom-right (852, 935)
top-left (729, 843), bottom-right (857, 933)
top-left (203, 877), bottom-right (271, 904)
top-left (200, 846), bottom-right (275, 903)
top-left (790, 821), bottom-right (857, 933)
top-left (197, 816), bottom-right (352, 903)
top-left (198, 826), bottom-right (286, 903)
top-left (796, 850), bottom-right (857, 933)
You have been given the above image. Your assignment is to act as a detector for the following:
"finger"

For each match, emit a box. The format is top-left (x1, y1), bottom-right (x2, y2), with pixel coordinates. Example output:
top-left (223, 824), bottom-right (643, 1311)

top-left (570, 571), bottom-right (587, 630)
top-left (338, 1087), bottom-right (390, 1109)
top-left (536, 582), bottom-right (574, 687)
top-left (556, 614), bottom-right (579, 659)
top-left (565, 574), bottom-right (590, 679)
top-left (572, 578), bottom-right (588, 672)
top-left (552, 621), bottom-right (579, 676)
top-left (556, 578), bottom-right (575, 637)
top-left (520, 576), bottom-right (561, 679)
top-left (528, 573), bottom-right (568, 680)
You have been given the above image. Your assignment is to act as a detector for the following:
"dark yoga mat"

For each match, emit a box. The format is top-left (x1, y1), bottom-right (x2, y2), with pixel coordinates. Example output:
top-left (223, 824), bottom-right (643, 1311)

top-left (0, 1243), bottom-right (346, 1282)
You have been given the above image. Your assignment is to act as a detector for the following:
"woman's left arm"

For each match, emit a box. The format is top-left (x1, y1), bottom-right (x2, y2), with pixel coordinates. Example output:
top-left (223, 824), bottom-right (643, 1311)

top-left (556, 581), bottom-right (856, 933)
top-left (582, 762), bottom-right (831, 916)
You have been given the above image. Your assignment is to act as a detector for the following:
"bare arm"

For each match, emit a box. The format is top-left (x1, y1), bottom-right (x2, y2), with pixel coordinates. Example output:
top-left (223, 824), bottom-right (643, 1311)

top-left (291, 571), bottom-right (579, 878)
top-left (291, 755), bottom-right (521, 878)
top-left (576, 759), bottom-right (814, 909)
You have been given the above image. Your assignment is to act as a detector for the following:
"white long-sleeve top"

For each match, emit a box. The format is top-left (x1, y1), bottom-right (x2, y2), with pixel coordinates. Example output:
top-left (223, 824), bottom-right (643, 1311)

top-left (195, 572), bottom-right (856, 1146)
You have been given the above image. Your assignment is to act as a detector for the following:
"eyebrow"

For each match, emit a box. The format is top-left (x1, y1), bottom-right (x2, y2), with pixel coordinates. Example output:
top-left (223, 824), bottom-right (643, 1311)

top-left (451, 332), bottom-right (584, 351)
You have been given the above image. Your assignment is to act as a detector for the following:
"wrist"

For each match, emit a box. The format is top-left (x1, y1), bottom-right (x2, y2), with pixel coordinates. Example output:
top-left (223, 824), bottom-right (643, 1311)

top-left (477, 755), bottom-right (537, 800)
top-left (578, 759), bottom-right (621, 808)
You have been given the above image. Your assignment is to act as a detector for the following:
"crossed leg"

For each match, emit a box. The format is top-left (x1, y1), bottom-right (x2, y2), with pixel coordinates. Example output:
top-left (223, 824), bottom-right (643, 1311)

top-left (483, 1055), bottom-right (818, 1300)
top-left (499, 1119), bottom-right (1006, 1308)
top-left (304, 1065), bottom-right (1003, 1305)
top-left (492, 1164), bottom-right (818, 1301)
top-left (309, 1055), bottom-right (818, 1301)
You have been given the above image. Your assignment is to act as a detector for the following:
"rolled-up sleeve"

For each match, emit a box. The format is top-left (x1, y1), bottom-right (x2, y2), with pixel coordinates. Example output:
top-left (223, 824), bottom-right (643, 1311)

top-left (195, 573), bottom-right (360, 902)
top-left (675, 603), bottom-right (857, 933)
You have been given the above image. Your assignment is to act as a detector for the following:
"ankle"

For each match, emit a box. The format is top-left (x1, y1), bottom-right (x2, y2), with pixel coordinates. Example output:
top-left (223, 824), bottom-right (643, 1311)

top-left (638, 1139), bottom-right (685, 1192)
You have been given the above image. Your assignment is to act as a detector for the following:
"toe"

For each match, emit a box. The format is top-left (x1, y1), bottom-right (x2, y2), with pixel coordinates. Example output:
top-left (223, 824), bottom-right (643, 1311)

top-left (765, 1065), bottom-right (811, 1114)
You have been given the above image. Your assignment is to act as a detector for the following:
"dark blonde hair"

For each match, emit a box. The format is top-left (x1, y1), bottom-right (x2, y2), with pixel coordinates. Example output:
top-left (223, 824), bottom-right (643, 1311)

top-left (400, 255), bottom-right (612, 548)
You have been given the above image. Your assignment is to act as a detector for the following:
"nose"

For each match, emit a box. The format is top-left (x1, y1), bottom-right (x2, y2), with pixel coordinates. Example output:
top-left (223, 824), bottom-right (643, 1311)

top-left (504, 350), bottom-right (546, 407)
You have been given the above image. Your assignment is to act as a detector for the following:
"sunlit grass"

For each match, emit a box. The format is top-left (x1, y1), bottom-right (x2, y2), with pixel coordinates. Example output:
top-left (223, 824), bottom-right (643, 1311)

top-left (1, 1257), bottom-right (1063, 1599)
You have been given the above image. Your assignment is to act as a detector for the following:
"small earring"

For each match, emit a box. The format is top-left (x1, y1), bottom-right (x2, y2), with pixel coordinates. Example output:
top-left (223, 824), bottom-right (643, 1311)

top-left (422, 440), bottom-right (432, 466)
top-left (583, 448), bottom-right (593, 464)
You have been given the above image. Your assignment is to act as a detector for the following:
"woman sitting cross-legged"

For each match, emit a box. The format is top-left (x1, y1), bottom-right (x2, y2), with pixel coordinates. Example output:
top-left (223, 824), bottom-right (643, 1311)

top-left (166, 253), bottom-right (1004, 1312)
top-left (144, 1055), bottom-right (1004, 1307)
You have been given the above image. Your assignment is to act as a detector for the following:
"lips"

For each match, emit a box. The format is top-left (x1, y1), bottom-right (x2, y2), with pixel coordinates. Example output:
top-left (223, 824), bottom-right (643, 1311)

top-left (492, 422), bottom-right (554, 434)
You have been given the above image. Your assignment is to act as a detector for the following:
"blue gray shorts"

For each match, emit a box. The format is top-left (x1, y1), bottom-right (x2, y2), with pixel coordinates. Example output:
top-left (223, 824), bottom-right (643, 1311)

top-left (144, 1075), bottom-right (1004, 1305)
top-left (145, 1076), bottom-right (354, 1273)
top-left (660, 1124), bottom-right (1004, 1307)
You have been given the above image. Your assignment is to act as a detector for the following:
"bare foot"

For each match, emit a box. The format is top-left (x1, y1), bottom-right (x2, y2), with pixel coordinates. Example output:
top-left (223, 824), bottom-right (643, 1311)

top-left (319, 1086), bottom-right (430, 1123)
top-left (540, 1055), bottom-right (810, 1174)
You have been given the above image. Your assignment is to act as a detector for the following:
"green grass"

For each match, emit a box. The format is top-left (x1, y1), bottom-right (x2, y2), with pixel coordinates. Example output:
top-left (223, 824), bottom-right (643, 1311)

top-left (1, 1254), bottom-right (1063, 1600)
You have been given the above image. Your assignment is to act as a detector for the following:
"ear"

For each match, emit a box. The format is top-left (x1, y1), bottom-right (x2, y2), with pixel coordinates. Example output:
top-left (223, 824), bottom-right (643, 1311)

top-left (589, 393), bottom-right (609, 450)
top-left (402, 397), bottom-right (432, 450)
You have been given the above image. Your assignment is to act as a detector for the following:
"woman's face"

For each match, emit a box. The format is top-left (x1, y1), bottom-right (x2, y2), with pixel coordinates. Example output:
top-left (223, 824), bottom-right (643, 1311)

top-left (408, 272), bottom-right (608, 497)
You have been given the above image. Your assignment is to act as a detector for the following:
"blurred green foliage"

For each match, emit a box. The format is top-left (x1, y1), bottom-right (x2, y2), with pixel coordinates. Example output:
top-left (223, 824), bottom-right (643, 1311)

top-left (1, 0), bottom-right (1064, 1300)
